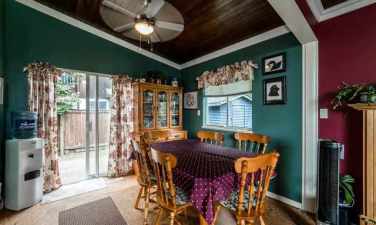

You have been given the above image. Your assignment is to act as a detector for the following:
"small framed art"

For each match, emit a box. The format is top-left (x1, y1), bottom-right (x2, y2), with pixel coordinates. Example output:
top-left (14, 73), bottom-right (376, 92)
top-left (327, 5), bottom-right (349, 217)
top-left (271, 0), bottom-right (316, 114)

top-left (184, 91), bottom-right (198, 109)
top-left (263, 76), bottom-right (287, 105)
top-left (262, 53), bottom-right (286, 75)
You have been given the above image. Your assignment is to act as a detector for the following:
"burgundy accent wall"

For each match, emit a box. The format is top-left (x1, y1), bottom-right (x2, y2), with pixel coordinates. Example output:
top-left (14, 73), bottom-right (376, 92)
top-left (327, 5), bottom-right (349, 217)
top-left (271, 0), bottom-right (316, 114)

top-left (313, 4), bottom-right (376, 211)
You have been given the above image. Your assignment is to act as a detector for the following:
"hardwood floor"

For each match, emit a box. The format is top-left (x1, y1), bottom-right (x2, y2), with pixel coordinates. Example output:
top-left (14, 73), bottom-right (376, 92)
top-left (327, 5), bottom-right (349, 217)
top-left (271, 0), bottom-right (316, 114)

top-left (0, 176), bottom-right (314, 225)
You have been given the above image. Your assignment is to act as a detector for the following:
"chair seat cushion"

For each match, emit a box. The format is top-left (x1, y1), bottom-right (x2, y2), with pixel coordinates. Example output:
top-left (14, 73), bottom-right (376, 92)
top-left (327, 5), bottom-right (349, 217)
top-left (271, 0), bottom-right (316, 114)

top-left (220, 190), bottom-right (252, 212)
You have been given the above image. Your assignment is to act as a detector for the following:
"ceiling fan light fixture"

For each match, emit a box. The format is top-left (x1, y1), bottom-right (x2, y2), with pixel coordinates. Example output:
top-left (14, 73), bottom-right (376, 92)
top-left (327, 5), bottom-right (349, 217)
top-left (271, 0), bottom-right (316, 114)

top-left (134, 16), bottom-right (154, 35)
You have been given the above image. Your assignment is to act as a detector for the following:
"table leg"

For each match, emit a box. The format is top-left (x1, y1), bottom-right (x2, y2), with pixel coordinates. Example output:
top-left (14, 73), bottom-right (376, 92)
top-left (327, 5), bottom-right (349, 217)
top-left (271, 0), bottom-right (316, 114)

top-left (199, 215), bottom-right (209, 225)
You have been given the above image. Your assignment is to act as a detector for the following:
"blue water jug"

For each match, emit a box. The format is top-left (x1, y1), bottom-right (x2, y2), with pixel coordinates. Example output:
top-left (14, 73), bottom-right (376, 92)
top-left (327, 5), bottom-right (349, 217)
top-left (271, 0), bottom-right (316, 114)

top-left (11, 112), bottom-right (38, 139)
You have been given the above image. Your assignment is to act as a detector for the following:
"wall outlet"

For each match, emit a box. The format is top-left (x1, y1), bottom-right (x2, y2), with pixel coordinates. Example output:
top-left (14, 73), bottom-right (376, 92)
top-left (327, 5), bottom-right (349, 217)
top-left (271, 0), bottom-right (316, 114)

top-left (320, 108), bottom-right (328, 119)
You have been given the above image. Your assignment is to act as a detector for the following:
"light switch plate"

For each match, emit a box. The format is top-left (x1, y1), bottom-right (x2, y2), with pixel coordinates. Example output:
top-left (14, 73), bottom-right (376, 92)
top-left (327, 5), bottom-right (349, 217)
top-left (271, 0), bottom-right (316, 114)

top-left (320, 108), bottom-right (328, 119)
top-left (340, 144), bottom-right (345, 160)
top-left (197, 110), bottom-right (200, 116)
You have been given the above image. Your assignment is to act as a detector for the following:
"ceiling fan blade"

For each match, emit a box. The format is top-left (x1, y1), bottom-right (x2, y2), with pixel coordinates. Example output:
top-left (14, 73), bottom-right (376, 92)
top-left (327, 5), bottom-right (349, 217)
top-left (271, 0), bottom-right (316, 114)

top-left (156, 21), bottom-right (184, 32)
top-left (102, 0), bottom-right (136, 18)
top-left (144, 0), bottom-right (165, 18)
top-left (114, 22), bottom-right (135, 33)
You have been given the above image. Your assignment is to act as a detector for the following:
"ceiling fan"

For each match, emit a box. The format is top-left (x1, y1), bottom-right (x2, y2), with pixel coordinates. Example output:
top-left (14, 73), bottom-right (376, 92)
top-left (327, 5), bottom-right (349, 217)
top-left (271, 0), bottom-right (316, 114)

top-left (100, 0), bottom-right (184, 43)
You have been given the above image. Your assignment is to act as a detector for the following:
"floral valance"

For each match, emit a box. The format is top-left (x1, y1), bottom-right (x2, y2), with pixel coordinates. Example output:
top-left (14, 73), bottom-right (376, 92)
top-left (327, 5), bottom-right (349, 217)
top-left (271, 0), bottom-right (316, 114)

top-left (197, 60), bottom-right (257, 89)
top-left (24, 62), bottom-right (62, 80)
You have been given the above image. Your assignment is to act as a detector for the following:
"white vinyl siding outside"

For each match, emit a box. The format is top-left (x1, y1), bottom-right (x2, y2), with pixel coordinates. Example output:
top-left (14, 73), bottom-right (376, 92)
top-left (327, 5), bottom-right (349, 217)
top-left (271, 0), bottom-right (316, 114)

top-left (204, 93), bottom-right (252, 130)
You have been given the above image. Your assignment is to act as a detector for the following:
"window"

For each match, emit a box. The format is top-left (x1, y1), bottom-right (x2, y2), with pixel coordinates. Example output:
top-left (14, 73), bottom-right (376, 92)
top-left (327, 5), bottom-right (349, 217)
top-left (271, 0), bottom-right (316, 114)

top-left (204, 93), bottom-right (252, 130)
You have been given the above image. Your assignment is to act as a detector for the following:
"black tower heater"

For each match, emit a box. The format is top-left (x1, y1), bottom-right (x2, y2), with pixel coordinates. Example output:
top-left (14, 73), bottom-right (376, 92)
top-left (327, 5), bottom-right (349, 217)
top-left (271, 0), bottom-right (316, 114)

top-left (317, 139), bottom-right (341, 225)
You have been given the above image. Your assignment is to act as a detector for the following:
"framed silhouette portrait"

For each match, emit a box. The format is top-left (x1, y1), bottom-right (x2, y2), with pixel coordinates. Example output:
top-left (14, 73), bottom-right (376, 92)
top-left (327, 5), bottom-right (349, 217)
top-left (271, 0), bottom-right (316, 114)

top-left (263, 76), bottom-right (286, 105)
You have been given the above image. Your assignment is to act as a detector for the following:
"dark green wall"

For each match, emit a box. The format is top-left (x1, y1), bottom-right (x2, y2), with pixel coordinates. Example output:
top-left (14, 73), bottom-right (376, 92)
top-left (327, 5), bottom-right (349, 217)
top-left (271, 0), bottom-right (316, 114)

top-left (181, 34), bottom-right (303, 202)
top-left (0, 0), bottom-right (180, 181)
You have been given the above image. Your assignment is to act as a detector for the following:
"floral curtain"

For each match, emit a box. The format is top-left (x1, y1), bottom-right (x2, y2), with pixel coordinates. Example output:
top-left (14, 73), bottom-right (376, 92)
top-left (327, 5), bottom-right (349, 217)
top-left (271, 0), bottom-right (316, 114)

top-left (196, 60), bottom-right (257, 89)
top-left (26, 62), bottom-right (62, 192)
top-left (108, 75), bottom-right (136, 177)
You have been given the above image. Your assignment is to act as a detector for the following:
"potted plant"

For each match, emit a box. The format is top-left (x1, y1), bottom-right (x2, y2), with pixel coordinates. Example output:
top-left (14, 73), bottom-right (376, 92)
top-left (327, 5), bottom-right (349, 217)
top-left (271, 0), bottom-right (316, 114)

top-left (339, 174), bottom-right (355, 207)
top-left (368, 86), bottom-right (376, 103)
top-left (339, 175), bottom-right (355, 225)
top-left (331, 82), bottom-right (365, 110)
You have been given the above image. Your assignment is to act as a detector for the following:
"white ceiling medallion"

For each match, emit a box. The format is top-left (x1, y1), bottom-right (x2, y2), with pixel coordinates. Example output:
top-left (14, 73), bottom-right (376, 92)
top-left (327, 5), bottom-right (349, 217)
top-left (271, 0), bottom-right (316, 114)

top-left (306, 0), bottom-right (376, 22)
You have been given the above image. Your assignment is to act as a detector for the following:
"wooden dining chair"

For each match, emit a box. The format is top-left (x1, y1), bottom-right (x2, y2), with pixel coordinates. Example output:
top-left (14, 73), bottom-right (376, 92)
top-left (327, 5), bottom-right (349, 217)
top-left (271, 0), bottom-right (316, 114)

top-left (234, 132), bottom-right (271, 154)
top-left (215, 152), bottom-right (280, 225)
top-left (197, 130), bottom-right (224, 145)
top-left (131, 139), bottom-right (156, 225)
top-left (150, 148), bottom-right (192, 225)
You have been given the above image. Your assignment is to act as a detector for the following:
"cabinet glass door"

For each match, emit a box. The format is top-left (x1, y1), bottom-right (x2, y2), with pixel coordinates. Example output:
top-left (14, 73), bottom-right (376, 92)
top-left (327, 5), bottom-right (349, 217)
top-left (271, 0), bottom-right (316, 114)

top-left (170, 92), bottom-right (181, 127)
top-left (143, 90), bottom-right (155, 129)
top-left (157, 91), bottom-right (168, 128)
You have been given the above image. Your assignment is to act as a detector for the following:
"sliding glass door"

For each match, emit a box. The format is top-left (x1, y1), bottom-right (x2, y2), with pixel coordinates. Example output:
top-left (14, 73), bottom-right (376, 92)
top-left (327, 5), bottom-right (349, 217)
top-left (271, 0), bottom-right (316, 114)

top-left (58, 70), bottom-right (112, 184)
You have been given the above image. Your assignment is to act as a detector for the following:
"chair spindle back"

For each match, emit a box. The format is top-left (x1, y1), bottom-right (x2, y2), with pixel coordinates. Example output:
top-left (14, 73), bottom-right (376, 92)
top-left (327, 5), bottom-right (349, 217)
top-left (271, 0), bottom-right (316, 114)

top-left (234, 152), bottom-right (279, 219)
top-left (131, 139), bottom-right (152, 186)
top-left (150, 149), bottom-right (178, 208)
top-left (234, 132), bottom-right (271, 154)
top-left (197, 130), bottom-right (224, 145)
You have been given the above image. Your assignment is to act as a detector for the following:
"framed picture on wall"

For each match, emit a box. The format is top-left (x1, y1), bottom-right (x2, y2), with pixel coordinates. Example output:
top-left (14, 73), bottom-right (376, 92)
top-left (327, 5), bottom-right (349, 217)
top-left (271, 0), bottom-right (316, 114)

top-left (262, 53), bottom-right (286, 75)
top-left (184, 91), bottom-right (198, 109)
top-left (263, 76), bottom-right (287, 105)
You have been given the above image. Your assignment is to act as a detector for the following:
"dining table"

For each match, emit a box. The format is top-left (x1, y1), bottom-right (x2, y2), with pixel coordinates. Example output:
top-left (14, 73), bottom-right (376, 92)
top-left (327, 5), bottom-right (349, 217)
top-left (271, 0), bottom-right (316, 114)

top-left (150, 139), bottom-right (258, 225)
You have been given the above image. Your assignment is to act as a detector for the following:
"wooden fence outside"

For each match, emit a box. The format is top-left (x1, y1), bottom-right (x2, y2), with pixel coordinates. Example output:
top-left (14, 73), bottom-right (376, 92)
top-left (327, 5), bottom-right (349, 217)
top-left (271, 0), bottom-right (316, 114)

top-left (58, 111), bottom-right (111, 154)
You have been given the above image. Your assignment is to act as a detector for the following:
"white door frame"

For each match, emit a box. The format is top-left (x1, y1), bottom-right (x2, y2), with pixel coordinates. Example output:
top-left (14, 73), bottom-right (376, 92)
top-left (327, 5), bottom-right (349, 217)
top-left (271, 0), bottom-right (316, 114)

top-left (268, 0), bottom-right (319, 213)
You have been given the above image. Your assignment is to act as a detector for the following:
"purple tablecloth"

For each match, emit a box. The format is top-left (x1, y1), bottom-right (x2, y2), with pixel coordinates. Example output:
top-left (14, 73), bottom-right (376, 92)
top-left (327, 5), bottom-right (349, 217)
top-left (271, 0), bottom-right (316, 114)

top-left (150, 139), bottom-right (256, 224)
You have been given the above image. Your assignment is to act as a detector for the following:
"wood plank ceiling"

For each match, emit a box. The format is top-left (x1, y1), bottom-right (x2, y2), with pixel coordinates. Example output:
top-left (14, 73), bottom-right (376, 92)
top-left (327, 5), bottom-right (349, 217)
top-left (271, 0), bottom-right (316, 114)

top-left (321, 0), bottom-right (348, 9)
top-left (35, 0), bottom-right (284, 64)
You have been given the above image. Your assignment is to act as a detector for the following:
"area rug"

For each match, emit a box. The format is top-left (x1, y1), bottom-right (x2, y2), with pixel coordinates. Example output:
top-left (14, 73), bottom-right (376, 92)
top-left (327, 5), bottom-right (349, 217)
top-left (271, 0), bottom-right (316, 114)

top-left (59, 197), bottom-right (127, 225)
top-left (43, 178), bottom-right (106, 203)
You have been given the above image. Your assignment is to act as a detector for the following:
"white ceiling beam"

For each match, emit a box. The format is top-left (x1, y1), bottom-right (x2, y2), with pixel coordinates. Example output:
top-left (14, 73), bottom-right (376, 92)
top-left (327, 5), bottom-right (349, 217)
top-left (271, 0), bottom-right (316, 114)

top-left (268, 0), bottom-right (317, 44)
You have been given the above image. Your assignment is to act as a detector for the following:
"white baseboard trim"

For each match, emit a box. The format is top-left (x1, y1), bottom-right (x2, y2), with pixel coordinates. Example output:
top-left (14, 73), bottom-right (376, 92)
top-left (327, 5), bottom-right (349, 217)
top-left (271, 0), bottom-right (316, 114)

top-left (267, 192), bottom-right (302, 209)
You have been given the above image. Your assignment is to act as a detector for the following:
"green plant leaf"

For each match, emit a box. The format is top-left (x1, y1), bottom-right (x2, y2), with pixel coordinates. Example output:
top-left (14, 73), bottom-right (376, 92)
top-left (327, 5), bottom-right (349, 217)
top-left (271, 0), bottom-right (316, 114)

top-left (340, 175), bottom-right (355, 205)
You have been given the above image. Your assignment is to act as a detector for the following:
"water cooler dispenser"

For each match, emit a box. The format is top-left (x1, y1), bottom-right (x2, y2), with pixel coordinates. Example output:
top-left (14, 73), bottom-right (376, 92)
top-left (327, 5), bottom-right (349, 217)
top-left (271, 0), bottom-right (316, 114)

top-left (4, 112), bottom-right (43, 211)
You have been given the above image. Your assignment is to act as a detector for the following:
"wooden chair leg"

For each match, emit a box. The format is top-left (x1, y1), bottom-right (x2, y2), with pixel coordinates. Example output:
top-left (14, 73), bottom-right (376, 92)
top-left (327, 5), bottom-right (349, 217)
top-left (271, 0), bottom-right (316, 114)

top-left (135, 186), bottom-right (145, 210)
top-left (259, 216), bottom-right (266, 225)
top-left (175, 218), bottom-right (183, 225)
top-left (211, 204), bottom-right (221, 225)
top-left (183, 208), bottom-right (188, 218)
top-left (154, 208), bottom-right (163, 225)
top-left (170, 212), bottom-right (176, 225)
top-left (143, 187), bottom-right (150, 225)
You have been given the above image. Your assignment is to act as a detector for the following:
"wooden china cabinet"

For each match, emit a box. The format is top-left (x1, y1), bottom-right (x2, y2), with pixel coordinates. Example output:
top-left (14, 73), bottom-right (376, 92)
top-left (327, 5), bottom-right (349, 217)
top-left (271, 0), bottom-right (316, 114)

top-left (133, 82), bottom-right (187, 141)
top-left (349, 104), bottom-right (376, 225)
